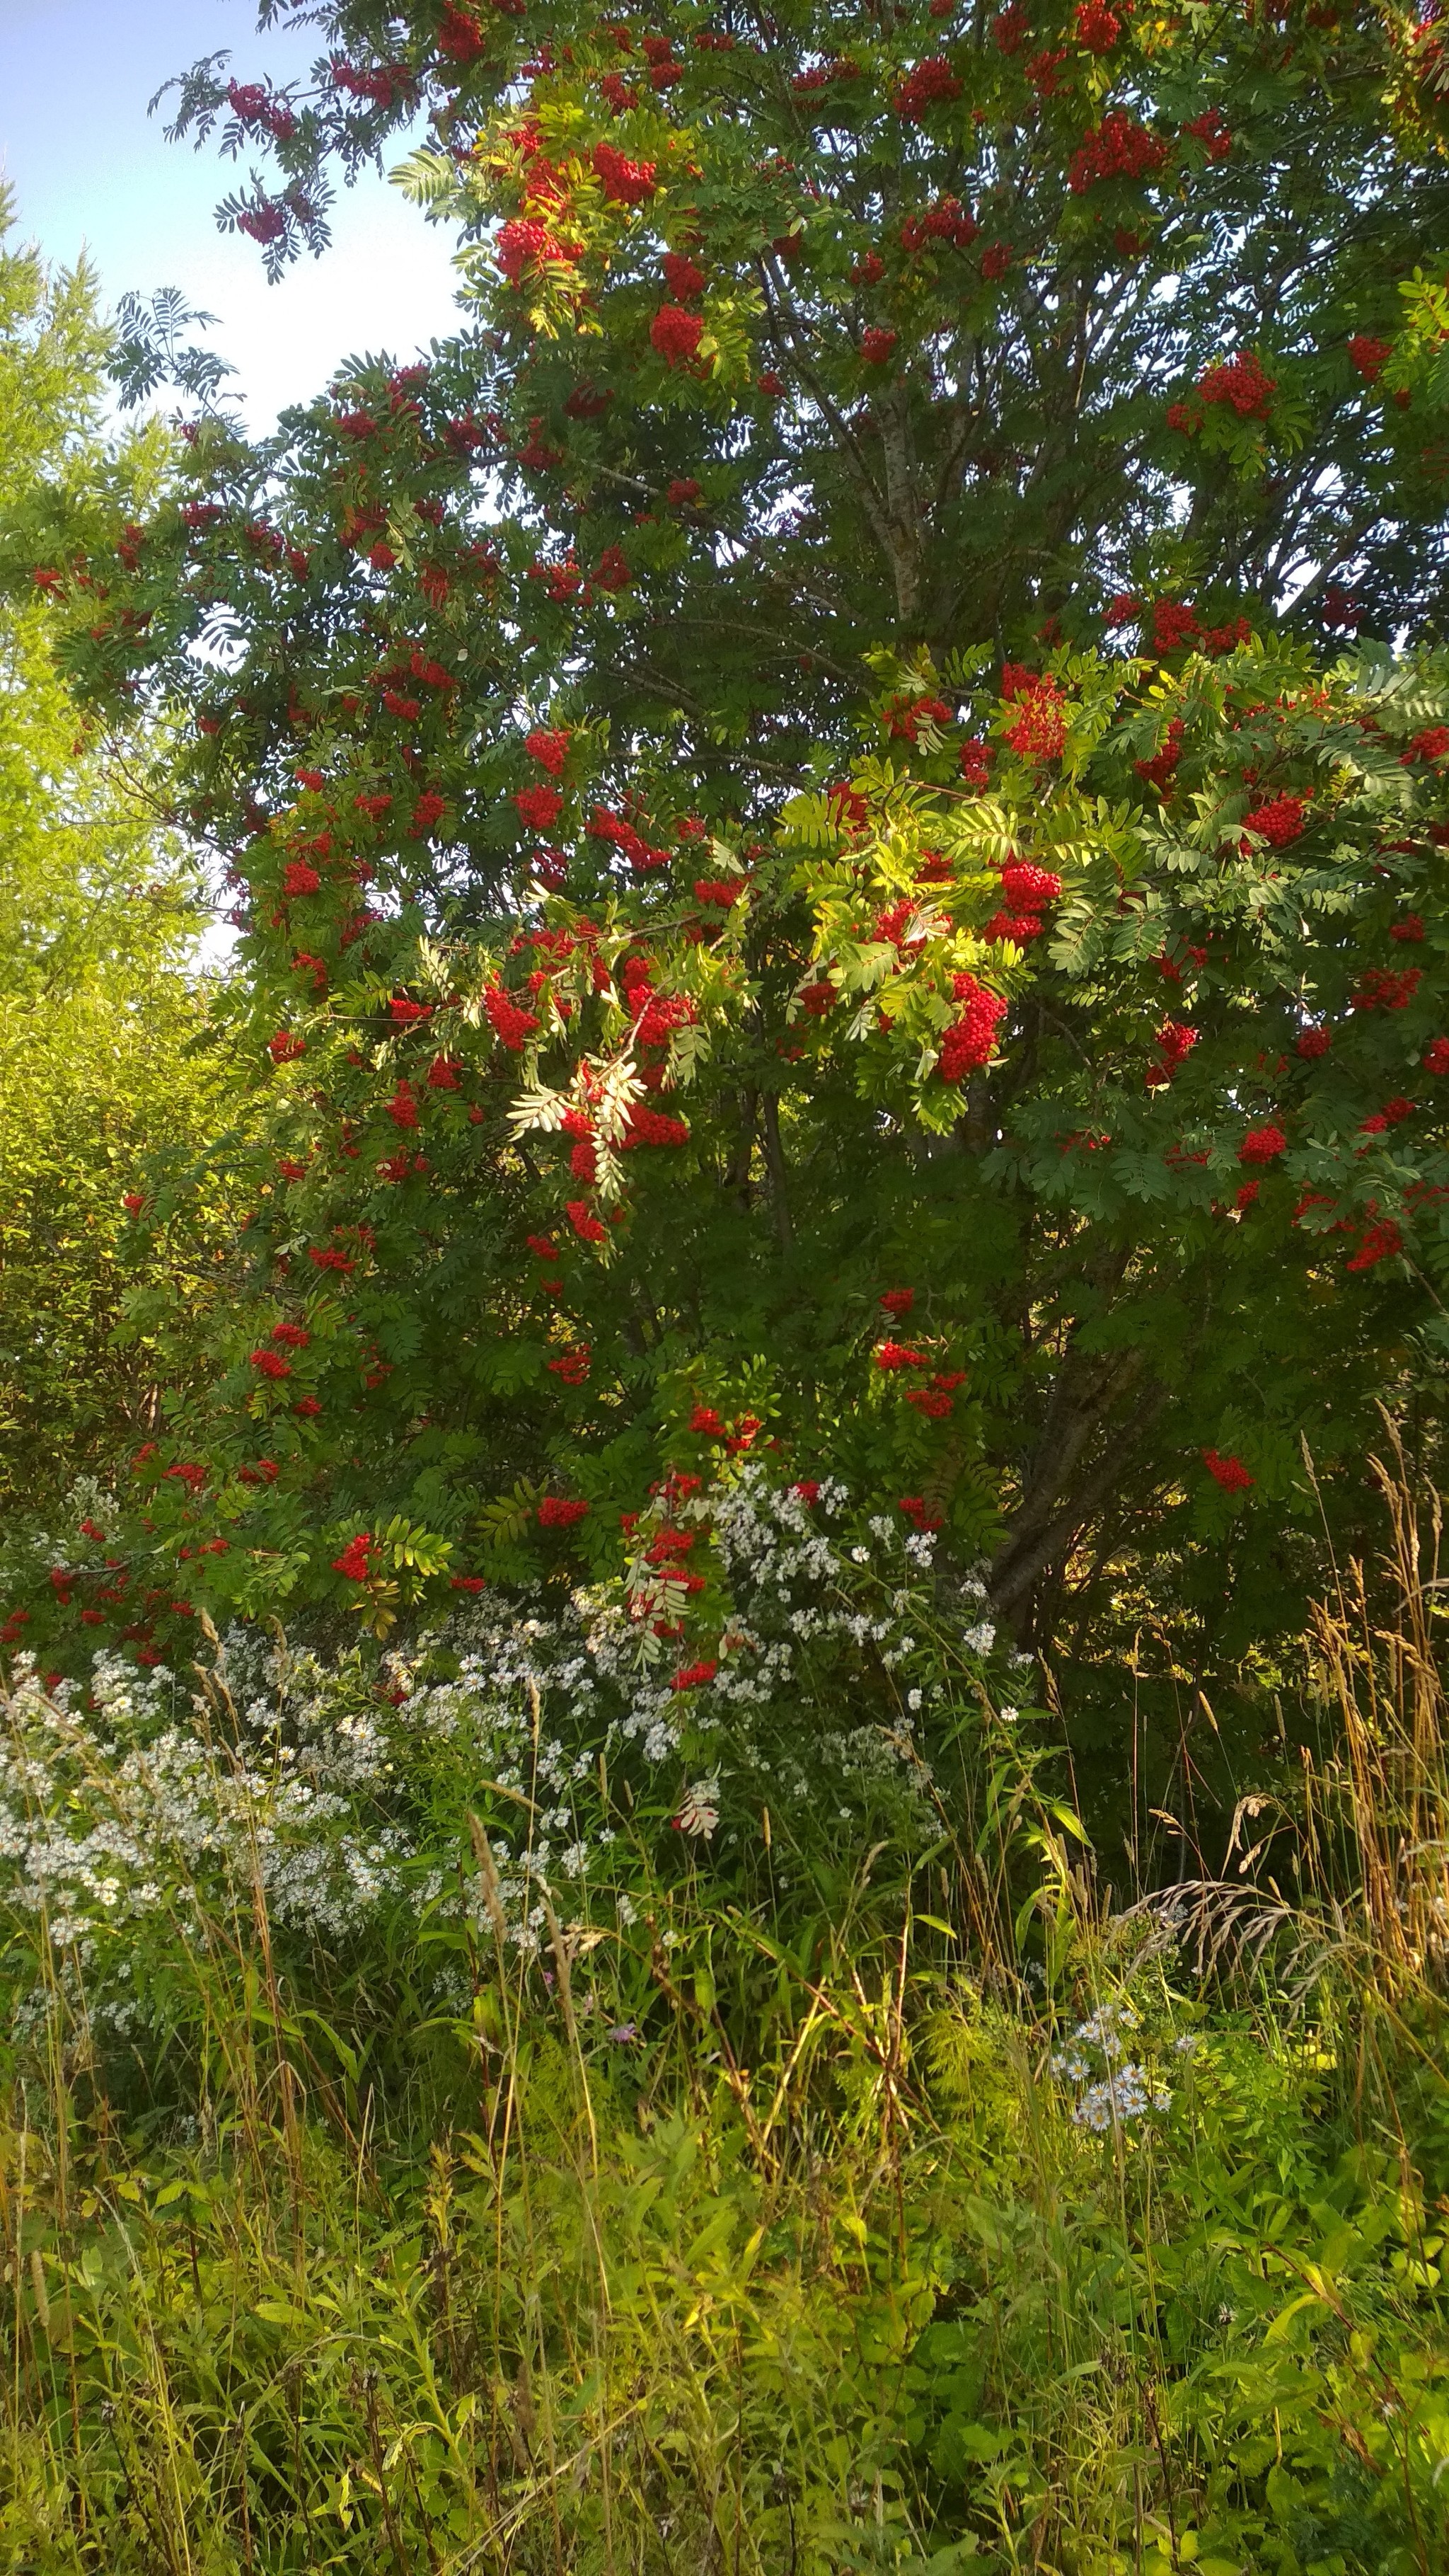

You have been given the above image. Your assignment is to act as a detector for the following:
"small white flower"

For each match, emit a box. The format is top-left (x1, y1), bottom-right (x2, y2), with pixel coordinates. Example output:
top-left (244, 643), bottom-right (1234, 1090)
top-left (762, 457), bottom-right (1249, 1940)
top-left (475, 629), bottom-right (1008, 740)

top-left (998, 1703), bottom-right (1019, 1725)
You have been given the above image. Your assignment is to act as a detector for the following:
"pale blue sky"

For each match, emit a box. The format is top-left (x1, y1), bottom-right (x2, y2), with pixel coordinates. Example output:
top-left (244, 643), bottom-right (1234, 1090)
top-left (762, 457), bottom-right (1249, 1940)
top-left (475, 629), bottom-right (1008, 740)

top-left (0, 0), bottom-right (465, 428)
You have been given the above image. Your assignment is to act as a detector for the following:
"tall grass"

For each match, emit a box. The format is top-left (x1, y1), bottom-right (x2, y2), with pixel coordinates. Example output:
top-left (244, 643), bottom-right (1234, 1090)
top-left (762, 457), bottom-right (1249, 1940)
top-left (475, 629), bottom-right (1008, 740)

top-left (2, 1452), bottom-right (1449, 2572)
top-left (1307, 1425), bottom-right (1449, 2001)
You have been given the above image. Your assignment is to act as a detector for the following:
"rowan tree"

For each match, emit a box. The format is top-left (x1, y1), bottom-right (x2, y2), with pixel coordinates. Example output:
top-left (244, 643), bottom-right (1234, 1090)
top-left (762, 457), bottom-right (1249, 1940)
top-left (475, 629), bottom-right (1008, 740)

top-left (9, 1), bottom-right (1449, 1712)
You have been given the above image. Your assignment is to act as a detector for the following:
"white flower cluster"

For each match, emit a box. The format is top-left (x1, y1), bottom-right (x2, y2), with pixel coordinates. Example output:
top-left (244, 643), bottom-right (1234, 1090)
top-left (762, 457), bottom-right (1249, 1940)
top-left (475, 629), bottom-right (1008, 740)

top-left (1051, 1999), bottom-right (1173, 2132)
top-left (0, 1468), bottom-right (1023, 1999)
top-left (1071, 2065), bottom-right (1173, 2133)
top-left (0, 1650), bottom-right (416, 1955)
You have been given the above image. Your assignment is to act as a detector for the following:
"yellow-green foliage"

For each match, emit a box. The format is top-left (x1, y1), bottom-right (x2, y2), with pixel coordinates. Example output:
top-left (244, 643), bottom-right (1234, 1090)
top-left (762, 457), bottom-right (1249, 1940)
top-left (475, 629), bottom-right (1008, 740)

top-left (1, 1888), bottom-right (1447, 2576)
top-left (1, 1449), bottom-right (1448, 2569)
top-left (4, 1456), bottom-right (1449, 2570)
top-left (0, 197), bottom-right (245, 1520)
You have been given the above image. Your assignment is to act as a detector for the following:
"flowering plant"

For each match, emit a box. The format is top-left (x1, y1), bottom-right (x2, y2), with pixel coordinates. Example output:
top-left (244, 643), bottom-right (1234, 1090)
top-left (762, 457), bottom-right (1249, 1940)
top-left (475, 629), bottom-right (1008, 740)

top-left (8, 0), bottom-right (1449, 1709)
top-left (0, 1466), bottom-right (1038, 2047)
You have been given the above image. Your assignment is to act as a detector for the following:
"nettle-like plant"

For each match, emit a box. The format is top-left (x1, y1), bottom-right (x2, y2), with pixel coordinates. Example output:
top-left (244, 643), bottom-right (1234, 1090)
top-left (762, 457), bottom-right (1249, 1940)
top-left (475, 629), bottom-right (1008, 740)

top-left (8, 0), bottom-right (1449, 1696)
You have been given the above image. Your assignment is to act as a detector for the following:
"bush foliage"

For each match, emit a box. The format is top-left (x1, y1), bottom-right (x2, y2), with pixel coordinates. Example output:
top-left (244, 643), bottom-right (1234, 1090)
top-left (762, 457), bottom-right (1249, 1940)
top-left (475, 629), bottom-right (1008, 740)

top-left (3, 3), bottom-right (1449, 2565)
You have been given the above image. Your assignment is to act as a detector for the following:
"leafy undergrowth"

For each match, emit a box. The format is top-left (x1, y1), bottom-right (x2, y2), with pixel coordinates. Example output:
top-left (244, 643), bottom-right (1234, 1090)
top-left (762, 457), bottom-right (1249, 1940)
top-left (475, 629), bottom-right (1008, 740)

top-left (3, 1452), bottom-right (1449, 2574)
top-left (4, 1894), bottom-right (1448, 2573)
